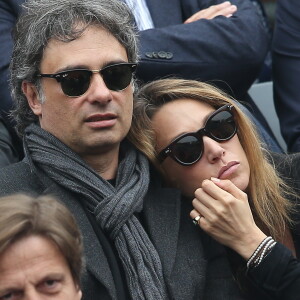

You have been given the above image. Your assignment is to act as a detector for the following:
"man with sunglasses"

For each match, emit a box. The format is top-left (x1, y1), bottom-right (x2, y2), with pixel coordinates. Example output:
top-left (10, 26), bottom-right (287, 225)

top-left (0, 0), bottom-right (281, 163)
top-left (0, 0), bottom-right (247, 299)
top-left (0, 0), bottom-right (165, 299)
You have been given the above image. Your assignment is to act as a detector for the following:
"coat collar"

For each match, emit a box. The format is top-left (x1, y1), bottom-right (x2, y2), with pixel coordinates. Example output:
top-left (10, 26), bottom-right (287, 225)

top-left (33, 163), bottom-right (184, 297)
top-left (142, 183), bottom-right (182, 279)
top-left (36, 170), bottom-right (118, 299)
top-left (32, 162), bottom-right (212, 298)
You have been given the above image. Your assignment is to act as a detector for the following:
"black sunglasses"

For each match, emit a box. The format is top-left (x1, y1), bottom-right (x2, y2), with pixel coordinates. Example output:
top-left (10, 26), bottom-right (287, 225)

top-left (157, 105), bottom-right (237, 166)
top-left (38, 63), bottom-right (137, 97)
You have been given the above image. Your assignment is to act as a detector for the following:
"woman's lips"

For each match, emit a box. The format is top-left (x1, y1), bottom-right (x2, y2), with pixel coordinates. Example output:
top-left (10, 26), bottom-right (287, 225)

top-left (218, 161), bottom-right (240, 179)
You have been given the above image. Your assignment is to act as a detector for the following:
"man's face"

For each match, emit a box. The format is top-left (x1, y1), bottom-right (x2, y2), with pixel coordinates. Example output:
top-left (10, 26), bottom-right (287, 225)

top-left (0, 235), bottom-right (82, 300)
top-left (25, 26), bottom-right (133, 159)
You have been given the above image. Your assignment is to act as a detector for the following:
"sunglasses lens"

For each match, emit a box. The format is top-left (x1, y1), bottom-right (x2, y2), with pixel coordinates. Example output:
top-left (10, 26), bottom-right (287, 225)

top-left (102, 64), bottom-right (134, 91)
top-left (172, 135), bottom-right (202, 165)
top-left (159, 106), bottom-right (236, 166)
top-left (206, 110), bottom-right (236, 140)
top-left (60, 70), bottom-right (91, 97)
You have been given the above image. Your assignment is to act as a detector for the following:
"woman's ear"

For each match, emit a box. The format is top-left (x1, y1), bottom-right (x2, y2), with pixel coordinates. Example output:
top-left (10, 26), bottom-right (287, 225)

top-left (22, 81), bottom-right (42, 117)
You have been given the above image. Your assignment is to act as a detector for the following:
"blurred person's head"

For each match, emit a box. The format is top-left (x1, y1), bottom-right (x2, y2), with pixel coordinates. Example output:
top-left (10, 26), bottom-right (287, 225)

top-left (10, 0), bottom-right (138, 161)
top-left (0, 194), bottom-right (83, 299)
top-left (129, 78), bottom-right (294, 240)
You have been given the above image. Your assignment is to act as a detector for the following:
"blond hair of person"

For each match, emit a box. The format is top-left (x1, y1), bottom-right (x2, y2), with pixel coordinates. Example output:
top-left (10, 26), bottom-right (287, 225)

top-left (129, 78), bottom-right (295, 241)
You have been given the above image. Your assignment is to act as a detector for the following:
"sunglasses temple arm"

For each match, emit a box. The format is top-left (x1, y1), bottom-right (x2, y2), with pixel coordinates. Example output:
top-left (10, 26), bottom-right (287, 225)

top-left (157, 149), bottom-right (169, 163)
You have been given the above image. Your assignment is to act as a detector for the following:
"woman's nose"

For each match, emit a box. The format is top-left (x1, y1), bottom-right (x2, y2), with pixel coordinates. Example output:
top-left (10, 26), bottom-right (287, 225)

top-left (202, 136), bottom-right (225, 163)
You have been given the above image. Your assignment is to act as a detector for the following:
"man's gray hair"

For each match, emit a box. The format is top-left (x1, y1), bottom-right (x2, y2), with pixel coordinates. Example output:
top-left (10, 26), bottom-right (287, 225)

top-left (10, 0), bottom-right (138, 136)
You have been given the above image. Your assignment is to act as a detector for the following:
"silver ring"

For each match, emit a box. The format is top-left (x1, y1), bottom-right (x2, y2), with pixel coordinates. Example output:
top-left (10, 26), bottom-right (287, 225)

top-left (192, 215), bottom-right (201, 226)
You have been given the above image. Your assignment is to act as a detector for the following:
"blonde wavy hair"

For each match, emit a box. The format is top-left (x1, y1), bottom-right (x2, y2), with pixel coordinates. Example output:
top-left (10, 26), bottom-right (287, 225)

top-left (129, 78), bottom-right (295, 241)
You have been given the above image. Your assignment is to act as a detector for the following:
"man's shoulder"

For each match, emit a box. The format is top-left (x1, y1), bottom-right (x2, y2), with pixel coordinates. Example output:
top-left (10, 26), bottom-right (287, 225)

top-left (0, 160), bottom-right (43, 197)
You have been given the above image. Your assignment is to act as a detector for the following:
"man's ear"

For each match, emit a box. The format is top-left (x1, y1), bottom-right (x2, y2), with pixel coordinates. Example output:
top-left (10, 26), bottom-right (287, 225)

top-left (77, 288), bottom-right (82, 300)
top-left (22, 81), bottom-right (42, 117)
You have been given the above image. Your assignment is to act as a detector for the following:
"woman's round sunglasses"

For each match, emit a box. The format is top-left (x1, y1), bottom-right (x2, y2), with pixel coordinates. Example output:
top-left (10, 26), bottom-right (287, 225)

top-left (38, 62), bottom-right (137, 97)
top-left (157, 104), bottom-right (237, 166)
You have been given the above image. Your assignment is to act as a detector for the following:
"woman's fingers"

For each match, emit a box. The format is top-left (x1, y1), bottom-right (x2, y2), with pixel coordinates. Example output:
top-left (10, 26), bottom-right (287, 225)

top-left (200, 178), bottom-right (247, 203)
top-left (190, 178), bottom-right (265, 258)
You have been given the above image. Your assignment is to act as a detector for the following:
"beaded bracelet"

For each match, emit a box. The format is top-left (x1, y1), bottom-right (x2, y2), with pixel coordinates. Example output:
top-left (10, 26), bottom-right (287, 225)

top-left (246, 236), bottom-right (276, 270)
top-left (246, 236), bottom-right (272, 269)
top-left (253, 238), bottom-right (273, 265)
top-left (257, 239), bottom-right (276, 265)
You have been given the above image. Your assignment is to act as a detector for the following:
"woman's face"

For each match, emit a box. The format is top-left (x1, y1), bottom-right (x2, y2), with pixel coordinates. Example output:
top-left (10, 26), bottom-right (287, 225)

top-left (152, 99), bottom-right (250, 198)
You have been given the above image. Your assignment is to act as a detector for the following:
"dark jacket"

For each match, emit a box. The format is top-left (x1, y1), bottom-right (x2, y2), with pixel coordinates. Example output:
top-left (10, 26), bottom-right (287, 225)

top-left (0, 1), bottom-right (24, 161)
top-left (0, 115), bottom-right (20, 167)
top-left (273, 0), bottom-right (300, 152)
top-left (137, 0), bottom-right (269, 101)
top-left (1, 152), bottom-right (300, 299)
top-left (246, 152), bottom-right (300, 300)
top-left (0, 157), bottom-right (246, 300)
top-left (137, 0), bottom-right (277, 145)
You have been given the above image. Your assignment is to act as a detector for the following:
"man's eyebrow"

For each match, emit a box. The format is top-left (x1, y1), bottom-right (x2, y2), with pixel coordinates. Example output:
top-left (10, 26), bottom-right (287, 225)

top-left (101, 60), bottom-right (129, 69)
top-left (55, 59), bottom-right (128, 73)
top-left (55, 64), bottom-right (88, 73)
top-left (37, 272), bottom-right (65, 284)
top-left (0, 288), bottom-right (23, 297)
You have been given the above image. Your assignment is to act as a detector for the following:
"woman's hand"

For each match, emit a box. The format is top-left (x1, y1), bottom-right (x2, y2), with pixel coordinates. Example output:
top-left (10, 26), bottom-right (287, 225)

top-left (190, 177), bottom-right (266, 260)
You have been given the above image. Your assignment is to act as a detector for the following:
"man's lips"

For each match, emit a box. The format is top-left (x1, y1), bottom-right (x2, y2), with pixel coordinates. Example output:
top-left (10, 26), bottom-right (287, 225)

top-left (218, 161), bottom-right (240, 179)
top-left (85, 113), bottom-right (117, 122)
top-left (85, 113), bottom-right (117, 128)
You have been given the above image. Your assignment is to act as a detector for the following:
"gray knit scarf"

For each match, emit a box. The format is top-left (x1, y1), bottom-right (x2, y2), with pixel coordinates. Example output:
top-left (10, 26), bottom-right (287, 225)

top-left (24, 124), bottom-right (167, 300)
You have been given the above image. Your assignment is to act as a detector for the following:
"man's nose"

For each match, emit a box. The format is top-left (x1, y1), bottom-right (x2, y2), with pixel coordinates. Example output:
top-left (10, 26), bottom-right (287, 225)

top-left (85, 73), bottom-right (112, 105)
top-left (24, 286), bottom-right (41, 300)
